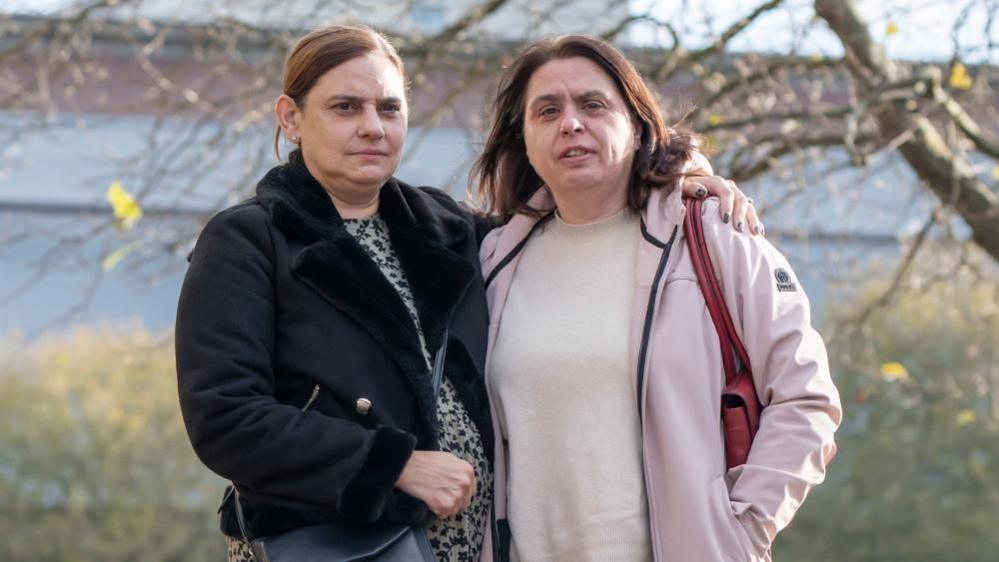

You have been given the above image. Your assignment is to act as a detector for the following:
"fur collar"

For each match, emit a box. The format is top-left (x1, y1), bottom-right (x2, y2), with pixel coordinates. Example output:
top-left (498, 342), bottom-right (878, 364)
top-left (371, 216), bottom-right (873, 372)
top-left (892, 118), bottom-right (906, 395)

top-left (255, 155), bottom-right (477, 439)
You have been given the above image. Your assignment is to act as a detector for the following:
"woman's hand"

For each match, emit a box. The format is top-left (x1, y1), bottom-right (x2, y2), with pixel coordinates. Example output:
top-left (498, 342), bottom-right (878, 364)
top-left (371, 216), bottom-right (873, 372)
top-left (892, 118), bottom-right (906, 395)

top-left (680, 172), bottom-right (763, 235)
top-left (396, 451), bottom-right (477, 519)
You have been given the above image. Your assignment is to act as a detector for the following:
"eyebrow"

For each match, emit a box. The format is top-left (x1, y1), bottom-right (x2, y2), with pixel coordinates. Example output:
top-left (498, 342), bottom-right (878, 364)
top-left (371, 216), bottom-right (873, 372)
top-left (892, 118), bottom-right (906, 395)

top-left (528, 90), bottom-right (611, 111)
top-left (324, 94), bottom-right (403, 105)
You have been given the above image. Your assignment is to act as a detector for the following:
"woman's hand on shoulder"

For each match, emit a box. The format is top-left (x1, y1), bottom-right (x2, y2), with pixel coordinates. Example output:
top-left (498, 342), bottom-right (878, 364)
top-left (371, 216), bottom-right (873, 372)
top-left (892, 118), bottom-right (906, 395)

top-left (680, 172), bottom-right (763, 236)
top-left (395, 450), bottom-right (476, 519)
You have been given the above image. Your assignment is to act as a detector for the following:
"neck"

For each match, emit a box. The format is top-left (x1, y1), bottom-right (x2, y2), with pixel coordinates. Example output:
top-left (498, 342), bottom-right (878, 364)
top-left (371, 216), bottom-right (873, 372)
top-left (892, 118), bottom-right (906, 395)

top-left (548, 183), bottom-right (628, 225)
top-left (300, 155), bottom-right (381, 219)
top-left (327, 190), bottom-right (379, 219)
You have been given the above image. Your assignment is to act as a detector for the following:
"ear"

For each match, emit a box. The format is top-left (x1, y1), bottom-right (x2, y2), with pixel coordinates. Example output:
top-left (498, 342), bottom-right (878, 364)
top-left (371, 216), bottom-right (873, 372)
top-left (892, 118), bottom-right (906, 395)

top-left (275, 94), bottom-right (302, 140)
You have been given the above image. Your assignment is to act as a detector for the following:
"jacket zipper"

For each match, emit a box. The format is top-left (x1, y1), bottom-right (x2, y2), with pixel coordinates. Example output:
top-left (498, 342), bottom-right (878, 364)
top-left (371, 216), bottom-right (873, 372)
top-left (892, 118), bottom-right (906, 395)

top-left (301, 384), bottom-right (320, 412)
top-left (636, 224), bottom-right (678, 421)
top-left (636, 222), bottom-right (678, 562)
top-left (482, 210), bottom-right (555, 561)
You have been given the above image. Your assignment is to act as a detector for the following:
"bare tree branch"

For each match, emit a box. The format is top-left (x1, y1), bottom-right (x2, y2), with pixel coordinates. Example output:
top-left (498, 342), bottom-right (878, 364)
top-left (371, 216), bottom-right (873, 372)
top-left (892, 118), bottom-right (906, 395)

top-left (653, 0), bottom-right (785, 81)
top-left (816, 0), bottom-right (999, 262)
top-left (917, 68), bottom-right (999, 159)
top-left (849, 209), bottom-right (939, 325)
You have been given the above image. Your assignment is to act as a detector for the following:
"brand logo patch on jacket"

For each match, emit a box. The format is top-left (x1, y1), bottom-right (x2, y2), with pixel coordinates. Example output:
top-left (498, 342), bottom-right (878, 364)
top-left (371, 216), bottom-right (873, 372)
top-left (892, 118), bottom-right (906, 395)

top-left (775, 268), bottom-right (797, 292)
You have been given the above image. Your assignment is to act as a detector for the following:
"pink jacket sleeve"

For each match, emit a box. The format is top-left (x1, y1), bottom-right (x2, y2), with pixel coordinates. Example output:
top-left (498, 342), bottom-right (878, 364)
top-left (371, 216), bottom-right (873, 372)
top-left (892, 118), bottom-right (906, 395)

top-left (702, 199), bottom-right (842, 554)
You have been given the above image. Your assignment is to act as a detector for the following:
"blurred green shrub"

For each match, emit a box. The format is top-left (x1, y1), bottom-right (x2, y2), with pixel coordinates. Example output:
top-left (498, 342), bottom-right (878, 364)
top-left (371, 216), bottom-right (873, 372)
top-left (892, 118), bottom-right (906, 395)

top-left (0, 325), bottom-right (223, 562)
top-left (777, 255), bottom-right (999, 561)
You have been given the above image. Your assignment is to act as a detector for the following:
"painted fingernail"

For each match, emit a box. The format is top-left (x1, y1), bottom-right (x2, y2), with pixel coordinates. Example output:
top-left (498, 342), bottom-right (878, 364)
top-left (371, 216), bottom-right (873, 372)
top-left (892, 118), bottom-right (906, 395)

top-left (723, 212), bottom-right (730, 224)
top-left (695, 186), bottom-right (707, 198)
top-left (736, 221), bottom-right (743, 232)
top-left (754, 224), bottom-right (762, 235)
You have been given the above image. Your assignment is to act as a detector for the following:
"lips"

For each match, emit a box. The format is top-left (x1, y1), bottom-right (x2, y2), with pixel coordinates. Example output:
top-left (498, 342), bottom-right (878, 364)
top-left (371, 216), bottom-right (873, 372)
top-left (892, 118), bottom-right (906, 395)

top-left (559, 146), bottom-right (594, 159)
top-left (354, 149), bottom-right (387, 156)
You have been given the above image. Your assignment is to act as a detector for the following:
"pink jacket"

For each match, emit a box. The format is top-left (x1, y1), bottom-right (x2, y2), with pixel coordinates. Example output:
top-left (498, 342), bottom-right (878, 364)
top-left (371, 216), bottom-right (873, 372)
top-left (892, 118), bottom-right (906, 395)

top-left (478, 186), bottom-right (842, 562)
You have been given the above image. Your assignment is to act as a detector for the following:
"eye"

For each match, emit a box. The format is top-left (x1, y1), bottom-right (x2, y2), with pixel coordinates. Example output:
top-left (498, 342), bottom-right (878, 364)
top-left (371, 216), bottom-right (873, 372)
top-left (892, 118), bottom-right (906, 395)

top-left (583, 100), bottom-right (606, 111)
top-left (332, 101), bottom-right (356, 112)
top-left (539, 106), bottom-right (559, 119)
top-left (381, 102), bottom-right (402, 114)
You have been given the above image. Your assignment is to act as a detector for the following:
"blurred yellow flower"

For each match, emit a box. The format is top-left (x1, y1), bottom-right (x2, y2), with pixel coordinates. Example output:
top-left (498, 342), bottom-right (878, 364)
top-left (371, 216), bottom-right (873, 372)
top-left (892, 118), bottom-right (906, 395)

top-left (886, 22), bottom-right (899, 36)
top-left (106, 181), bottom-right (143, 230)
top-left (956, 409), bottom-right (977, 426)
top-left (991, 164), bottom-right (999, 181)
top-left (948, 63), bottom-right (973, 90)
top-left (708, 113), bottom-right (723, 126)
top-left (880, 362), bottom-right (910, 382)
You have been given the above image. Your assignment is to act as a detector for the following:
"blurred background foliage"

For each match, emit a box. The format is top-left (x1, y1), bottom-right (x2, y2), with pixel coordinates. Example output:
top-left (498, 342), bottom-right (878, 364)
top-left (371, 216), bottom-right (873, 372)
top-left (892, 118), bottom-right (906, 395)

top-left (0, 326), bottom-right (222, 561)
top-left (778, 246), bottom-right (999, 562)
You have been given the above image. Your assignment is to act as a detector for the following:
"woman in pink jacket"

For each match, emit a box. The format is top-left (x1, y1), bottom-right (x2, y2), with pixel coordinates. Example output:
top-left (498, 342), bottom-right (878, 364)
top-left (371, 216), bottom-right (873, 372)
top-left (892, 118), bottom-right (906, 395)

top-left (473, 35), bottom-right (842, 562)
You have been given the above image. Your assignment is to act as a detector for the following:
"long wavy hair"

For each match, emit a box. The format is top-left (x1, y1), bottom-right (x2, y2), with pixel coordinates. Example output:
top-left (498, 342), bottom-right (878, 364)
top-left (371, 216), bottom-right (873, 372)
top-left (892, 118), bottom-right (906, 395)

top-left (472, 35), bottom-right (700, 222)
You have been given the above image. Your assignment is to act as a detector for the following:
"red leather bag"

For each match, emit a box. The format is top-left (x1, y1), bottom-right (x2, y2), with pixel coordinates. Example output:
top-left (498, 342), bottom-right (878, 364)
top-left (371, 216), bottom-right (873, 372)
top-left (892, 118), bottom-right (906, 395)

top-left (683, 197), bottom-right (763, 469)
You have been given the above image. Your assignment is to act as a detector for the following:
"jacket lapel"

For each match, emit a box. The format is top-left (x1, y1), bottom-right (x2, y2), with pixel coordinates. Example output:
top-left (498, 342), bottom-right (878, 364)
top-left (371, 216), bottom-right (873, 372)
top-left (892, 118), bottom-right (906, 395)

top-left (256, 157), bottom-right (475, 431)
top-left (481, 188), bottom-right (555, 341)
top-left (377, 180), bottom-right (476, 355)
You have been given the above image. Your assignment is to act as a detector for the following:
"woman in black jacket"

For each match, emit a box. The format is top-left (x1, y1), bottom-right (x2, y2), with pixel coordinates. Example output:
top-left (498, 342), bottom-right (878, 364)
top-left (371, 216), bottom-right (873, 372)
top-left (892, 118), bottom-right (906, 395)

top-left (176, 24), bottom-right (752, 562)
top-left (176, 26), bottom-right (493, 561)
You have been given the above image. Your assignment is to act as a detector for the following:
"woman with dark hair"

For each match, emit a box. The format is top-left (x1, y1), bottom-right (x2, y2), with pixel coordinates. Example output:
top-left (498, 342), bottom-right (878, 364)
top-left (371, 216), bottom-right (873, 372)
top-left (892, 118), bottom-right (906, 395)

top-left (476, 36), bottom-right (841, 562)
top-left (175, 25), bottom-right (751, 562)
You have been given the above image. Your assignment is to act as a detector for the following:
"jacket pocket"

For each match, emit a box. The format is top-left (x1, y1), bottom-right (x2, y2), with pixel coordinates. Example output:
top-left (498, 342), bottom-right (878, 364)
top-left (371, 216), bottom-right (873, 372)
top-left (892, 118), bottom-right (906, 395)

top-left (709, 476), bottom-right (759, 562)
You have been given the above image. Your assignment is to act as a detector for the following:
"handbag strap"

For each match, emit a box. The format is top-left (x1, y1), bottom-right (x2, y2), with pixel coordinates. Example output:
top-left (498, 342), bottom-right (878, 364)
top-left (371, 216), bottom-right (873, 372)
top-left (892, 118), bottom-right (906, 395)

top-left (230, 332), bottom-right (450, 544)
top-left (431, 329), bottom-right (449, 396)
top-left (682, 197), bottom-right (753, 385)
top-left (233, 486), bottom-right (253, 543)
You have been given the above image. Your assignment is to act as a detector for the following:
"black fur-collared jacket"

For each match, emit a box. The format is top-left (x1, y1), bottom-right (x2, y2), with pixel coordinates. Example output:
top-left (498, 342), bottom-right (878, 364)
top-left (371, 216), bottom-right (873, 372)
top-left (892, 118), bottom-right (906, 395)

top-left (175, 154), bottom-right (493, 539)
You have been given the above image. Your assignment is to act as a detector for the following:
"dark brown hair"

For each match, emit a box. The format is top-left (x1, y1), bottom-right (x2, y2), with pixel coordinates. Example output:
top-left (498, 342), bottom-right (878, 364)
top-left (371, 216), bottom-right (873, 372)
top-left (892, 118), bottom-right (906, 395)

top-left (472, 35), bottom-right (700, 221)
top-left (274, 25), bottom-right (405, 159)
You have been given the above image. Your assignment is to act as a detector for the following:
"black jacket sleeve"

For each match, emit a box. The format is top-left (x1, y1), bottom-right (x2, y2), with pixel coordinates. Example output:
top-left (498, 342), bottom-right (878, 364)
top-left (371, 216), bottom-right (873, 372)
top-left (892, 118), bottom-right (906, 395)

top-left (175, 205), bottom-right (416, 522)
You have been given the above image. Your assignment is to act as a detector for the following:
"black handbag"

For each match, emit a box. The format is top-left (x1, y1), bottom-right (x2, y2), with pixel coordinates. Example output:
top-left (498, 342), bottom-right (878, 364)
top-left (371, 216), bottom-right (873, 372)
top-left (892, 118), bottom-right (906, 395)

top-left (231, 333), bottom-right (449, 562)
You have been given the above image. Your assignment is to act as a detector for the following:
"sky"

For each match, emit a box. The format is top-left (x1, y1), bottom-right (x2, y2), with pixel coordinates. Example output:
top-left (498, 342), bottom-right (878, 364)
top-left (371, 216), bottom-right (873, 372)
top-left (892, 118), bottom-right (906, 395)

top-left (1, 0), bottom-right (995, 63)
top-left (632, 0), bottom-right (997, 63)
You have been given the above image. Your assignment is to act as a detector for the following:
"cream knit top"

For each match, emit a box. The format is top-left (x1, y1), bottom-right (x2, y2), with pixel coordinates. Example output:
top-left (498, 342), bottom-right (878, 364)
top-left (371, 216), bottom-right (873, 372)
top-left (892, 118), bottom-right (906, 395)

top-left (488, 209), bottom-right (652, 562)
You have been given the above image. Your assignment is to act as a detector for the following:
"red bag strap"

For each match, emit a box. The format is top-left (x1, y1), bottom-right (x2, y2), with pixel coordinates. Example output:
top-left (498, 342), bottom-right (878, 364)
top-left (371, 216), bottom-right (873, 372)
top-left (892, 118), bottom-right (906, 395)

top-left (682, 198), bottom-right (753, 384)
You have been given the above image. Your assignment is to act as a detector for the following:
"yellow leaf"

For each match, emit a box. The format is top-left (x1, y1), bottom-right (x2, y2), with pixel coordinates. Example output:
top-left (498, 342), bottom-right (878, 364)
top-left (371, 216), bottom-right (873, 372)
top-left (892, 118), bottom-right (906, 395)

top-left (708, 113), bottom-right (723, 126)
top-left (106, 181), bottom-right (143, 230)
top-left (956, 409), bottom-right (977, 426)
top-left (991, 164), bottom-right (999, 181)
top-left (101, 245), bottom-right (134, 271)
top-left (886, 22), bottom-right (899, 36)
top-left (949, 63), bottom-right (973, 90)
top-left (880, 362), bottom-right (909, 382)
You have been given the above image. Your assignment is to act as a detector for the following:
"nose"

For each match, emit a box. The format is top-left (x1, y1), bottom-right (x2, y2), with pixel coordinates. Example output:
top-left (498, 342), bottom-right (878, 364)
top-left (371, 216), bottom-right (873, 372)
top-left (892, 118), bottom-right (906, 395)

top-left (358, 106), bottom-right (385, 139)
top-left (560, 111), bottom-right (584, 135)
